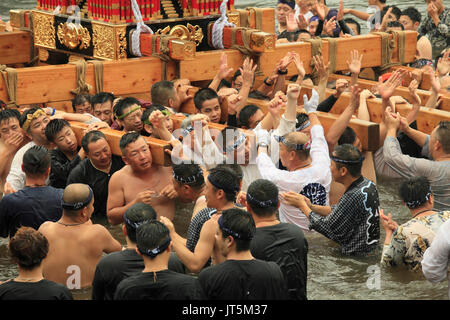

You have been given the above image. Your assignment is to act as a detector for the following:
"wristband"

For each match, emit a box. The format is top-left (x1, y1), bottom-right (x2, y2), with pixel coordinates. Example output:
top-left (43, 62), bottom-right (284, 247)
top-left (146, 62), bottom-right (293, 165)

top-left (277, 68), bottom-right (288, 75)
top-left (264, 76), bottom-right (274, 86)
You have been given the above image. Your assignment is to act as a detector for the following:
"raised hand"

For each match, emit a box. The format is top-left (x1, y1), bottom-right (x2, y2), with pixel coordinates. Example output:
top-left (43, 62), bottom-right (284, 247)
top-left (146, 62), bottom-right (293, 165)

top-left (268, 91), bottom-right (287, 117)
top-left (424, 65), bottom-right (441, 93)
top-left (349, 84), bottom-right (362, 109)
top-left (408, 79), bottom-right (421, 106)
top-left (383, 106), bottom-right (401, 130)
top-left (278, 52), bottom-right (294, 72)
top-left (292, 52), bottom-right (306, 79)
top-left (337, 0), bottom-right (344, 21)
top-left (346, 49), bottom-right (363, 75)
top-left (359, 88), bottom-right (375, 100)
top-left (217, 52), bottom-right (233, 80)
top-left (226, 93), bottom-right (242, 116)
top-left (296, 14), bottom-right (308, 30)
top-left (303, 89), bottom-right (319, 114)
top-left (436, 50), bottom-right (450, 77)
top-left (312, 55), bottom-right (330, 82)
top-left (240, 57), bottom-right (258, 86)
top-left (315, 2), bottom-right (326, 20)
top-left (148, 110), bottom-right (167, 129)
top-left (287, 83), bottom-right (301, 101)
top-left (336, 79), bottom-right (350, 97)
top-left (323, 17), bottom-right (337, 36)
top-left (286, 12), bottom-right (298, 32)
top-left (377, 70), bottom-right (407, 100)
top-left (159, 216), bottom-right (175, 233)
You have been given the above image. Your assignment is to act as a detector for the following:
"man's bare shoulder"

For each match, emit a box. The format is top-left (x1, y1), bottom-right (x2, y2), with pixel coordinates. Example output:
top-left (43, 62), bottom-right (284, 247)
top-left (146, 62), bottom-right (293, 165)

top-left (110, 165), bottom-right (132, 182)
top-left (38, 221), bottom-right (55, 234)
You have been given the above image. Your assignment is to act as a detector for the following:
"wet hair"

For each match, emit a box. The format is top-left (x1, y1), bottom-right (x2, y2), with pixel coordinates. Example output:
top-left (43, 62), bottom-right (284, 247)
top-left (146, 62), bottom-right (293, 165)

top-left (72, 94), bottom-right (91, 112)
top-left (344, 18), bottom-right (361, 35)
top-left (9, 227), bottom-right (49, 270)
top-left (91, 92), bottom-right (115, 108)
top-left (238, 105), bottom-right (261, 128)
top-left (246, 179), bottom-right (279, 216)
top-left (338, 126), bottom-right (357, 145)
top-left (81, 130), bottom-right (107, 153)
top-left (208, 166), bottom-right (240, 203)
top-left (332, 144), bottom-right (363, 177)
top-left (172, 163), bottom-right (205, 190)
top-left (151, 80), bottom-right (176, 106)
top-left (219, 208), bottom-right (255, 253)
top-left (434, 121), bottom-right (450, 154)
top-left (45, 119), bottom-right (71, 143)
top-left (113, 97), bottom-right (141, 119)
top-left (124, 203), bottom-right (157, 243)
top-left (136, 220), bottom-right (170, 259)
top-left (399, 176), bottom-right (432, 209)
top-left (387, 21), bottom-right (404, 30)
top-left (0, 108), bottom-right (21, 125)
top-left (22, 145), bottom-right (51, 176)
top-left (193, 88), bottom-right (219, 111)
top-left (119, 131), bottom-right (142, 155)
top-left (248, 90), bottom-right (270, 101)
top-left (19, 107), bottom-right (42, 128)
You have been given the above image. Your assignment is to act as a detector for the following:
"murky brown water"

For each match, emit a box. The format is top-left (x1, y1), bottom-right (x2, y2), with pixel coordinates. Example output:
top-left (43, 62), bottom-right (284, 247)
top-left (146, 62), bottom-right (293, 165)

top-left (0, 0), bottom-right (447, 300)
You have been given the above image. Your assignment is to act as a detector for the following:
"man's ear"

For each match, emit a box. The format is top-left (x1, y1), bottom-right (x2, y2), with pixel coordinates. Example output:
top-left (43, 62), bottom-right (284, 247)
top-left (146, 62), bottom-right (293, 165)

top-left (135, 247), bottom-right (143, 257)
top-left (144, 123), bottom-right (153, 135)
top-left (121, 155), bottom-right (129, 166)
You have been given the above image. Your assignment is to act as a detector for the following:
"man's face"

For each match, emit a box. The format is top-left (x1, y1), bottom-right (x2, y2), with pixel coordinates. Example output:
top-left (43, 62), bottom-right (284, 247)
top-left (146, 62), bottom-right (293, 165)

top-left (54, 125), bottom-right (78, 154)
top-left (74, 101), bottom-right (93, 114)
top-left (279, 143), bottom-right (290, 167)
top-left (215, 226), bottom-right (229, 258)
top-left (304, 0), bottom-right (317, 13)
top-left (93, 101), bottom-right (113, 125)
top-left (205, 179), bottom-right (219, 209)
top-left (247, 109), bottom-right (264, 129)
top-left (308, 20), bottom-right (319, 35)
top-left (0, 117), bottom-right (21, 141)
top-left (124, 137), bottom-right (152, 172)
top-left (87, 138), bottom-right (112, 170)
top-left (347, 22), bottom-right (360, 35)
top-left (298, 32), bottom-right (312, 41)
top-left (385, 12), bottom-right (398, 23)
top-left (276, 3), bottom-right (294, 25)
top-left (368, 0), bottom-right (378, 6)
top-left (232, 75), bottom-right (244, 91)
top-left (119, 105), bottom-right (143, 132)
top-left (28, 115), bottom-right (50, 144)
top-left (200, 98), bottom-right (221, 123)
top-left (426, 0), bottom-right (444, 12)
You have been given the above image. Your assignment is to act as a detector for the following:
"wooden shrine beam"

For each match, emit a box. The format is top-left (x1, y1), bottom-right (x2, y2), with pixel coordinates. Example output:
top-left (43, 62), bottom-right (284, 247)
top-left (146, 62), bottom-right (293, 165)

top-left (245, 97), bottom-right (379, 152)
top-left (298, 86), bottom-right (450, 135)
top-left (327, 73), bottom-right (450, 112)
top-left (69, 121), bottom-right (172, 166)
top-left (139, 34), bottom-right (197, 60)
top-left (0, 30), bottom-right (33, 65)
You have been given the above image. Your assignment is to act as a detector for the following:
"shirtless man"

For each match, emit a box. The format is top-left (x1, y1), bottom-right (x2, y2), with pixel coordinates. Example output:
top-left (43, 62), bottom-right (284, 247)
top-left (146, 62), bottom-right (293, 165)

top-left (38, 183), bottom-right (121, 289)
top-left (107, 132), bottom-right (175, 225)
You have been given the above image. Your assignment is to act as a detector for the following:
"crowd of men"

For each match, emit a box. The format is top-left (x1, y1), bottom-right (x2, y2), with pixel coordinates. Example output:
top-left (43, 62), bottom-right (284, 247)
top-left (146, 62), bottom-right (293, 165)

top-left (0, 0), bottom-right (449, 300)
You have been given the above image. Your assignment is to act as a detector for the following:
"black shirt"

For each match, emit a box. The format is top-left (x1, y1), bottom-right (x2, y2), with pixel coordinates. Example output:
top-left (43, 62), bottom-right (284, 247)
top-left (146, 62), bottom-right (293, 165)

top-left (92, 249), bottom-right (144, 300)
top-left (66, 155), bottom-right (124, 219)
top-left (251, 223), bottom-right (308, 300)
top-left (198, 259), bottom-right (289, 300)
top-left (0, 279), bottom-right (73, 300)
top-left (114, 270), bottom-right (205, 300)
top-left (0, 186), bottom-right (63, 238)
top-left (49, 147), bottom-right (82, 189)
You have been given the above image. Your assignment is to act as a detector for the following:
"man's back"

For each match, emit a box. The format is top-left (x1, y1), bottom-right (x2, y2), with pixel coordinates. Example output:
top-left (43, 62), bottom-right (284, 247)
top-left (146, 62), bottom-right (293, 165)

top-left (250, 223), bottom-right (308, 300)
top-left (0, 186), bottom-right (63, 238)
top-left (39, 221), bottom-right (120, 288)
top-left (0, 279), bottom-right (73, 300)
top-left (114, 270), bottom-right (205, 300)
top-left (92, 249), bottom-right (144, 300)
top-left (198, 259), bottom-right (289, 300)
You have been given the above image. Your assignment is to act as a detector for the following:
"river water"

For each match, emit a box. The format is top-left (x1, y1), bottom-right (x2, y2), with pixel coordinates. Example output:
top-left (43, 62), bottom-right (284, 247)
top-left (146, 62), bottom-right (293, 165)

top-left (0, 0), bottom-right (448, 300)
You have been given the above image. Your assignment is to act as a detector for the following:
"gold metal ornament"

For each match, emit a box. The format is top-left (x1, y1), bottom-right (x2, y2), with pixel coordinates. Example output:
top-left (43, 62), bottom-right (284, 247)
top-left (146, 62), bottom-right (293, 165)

top-left (156, 23), bottom-right (204, 46)
top-left (33, 11), bottom-right (56, 49)
top-left (57, 22), bottom-right (91, 50)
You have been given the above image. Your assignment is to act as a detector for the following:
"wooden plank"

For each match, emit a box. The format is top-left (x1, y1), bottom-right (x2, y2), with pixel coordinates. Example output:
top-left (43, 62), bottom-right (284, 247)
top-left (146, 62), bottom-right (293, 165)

top-left (245, 97), bottom-right (380, 152)
top-left (139, 33), bottom-right (196, 60)
top-left (298, 86), bottom-right (450, 135)
top-left (0, 30), bottom-right (32, 65)
top-left (327, 73), bottom-right (450, 112)
top-left (69, 120), bottom-right (172, 166)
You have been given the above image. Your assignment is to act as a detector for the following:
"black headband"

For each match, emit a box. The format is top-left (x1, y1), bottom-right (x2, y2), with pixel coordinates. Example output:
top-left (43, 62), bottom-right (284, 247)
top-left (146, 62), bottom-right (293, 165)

top-left (173, 168), bottom-right (204, 185)
top-left (138, 235), bottom-right (172, 258)
top-left (278, 0), bottom-right (295, 10)
top-left (275, 135), bottom-right (311, 151)
top-left (208, 174), bottom-right (239, 194)
top-left (123, 211), bottom-right (152, 229)
top-left (61, 186), bottom-right (93, 211)
top-left (331, 154), bottom-right (365, 165)
top-left (218, 215), bottom-right (254, 240)
top-left (246, 193), bottom-right (278, 208)
top-left (405, 188), bottom-right (432, 209)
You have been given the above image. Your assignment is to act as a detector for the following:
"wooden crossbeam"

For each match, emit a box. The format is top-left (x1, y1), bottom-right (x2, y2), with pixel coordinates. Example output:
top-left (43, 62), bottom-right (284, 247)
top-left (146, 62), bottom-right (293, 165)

top-left (297, 86), bottom-right (450, 135)
top-left (327, 74), bottom-right (450, 112)
top-left (139, 34), bottom-right (196, 60)
top-left (69, 121), bottom-right (172, 166)
top-left (245, 97), bottom-right (380, 152)
top-left (228, 8), bottom-right (276, 34)
top-left (0, 30), bottom-right (32, 65)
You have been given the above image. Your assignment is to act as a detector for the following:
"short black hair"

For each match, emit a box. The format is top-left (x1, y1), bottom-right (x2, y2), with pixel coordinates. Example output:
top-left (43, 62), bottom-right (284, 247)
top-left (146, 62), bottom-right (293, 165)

top-left (338, 126), bottom-right (357, 145)
top-left (113, 97), bottom-right (141, 118)
top-left (45, 118), bottom-right (71, 143)
top-left (208, 166), bottom-right (240, 203)
top-left (296, 113), bottom-right (309, 130)
top-left (344, 18), bottom-right (361, 35)
top-left (0, 108), bottom-right (21, 125)
top-left (332, 143), bottom-right (363, 177)
top-left (136, 220), bottom-right (170, 259)
top-left (246, 179), bottom-right (279, 217)
top-left (91, 92), bottom-right (115, 107)
top-left (238, 105), bottom-right (260, 128)
top-left (81, 130), bottom-right (107, 153)
top-left (22, 145), bottom-right (51, 176)
top-left (232, 69), bottom-right (241, 82)
top-left (248, 90), bottom-right (270, 101)
top-left (381, 5), bottom-right (401, 21)
top-left (72, 94), bottom-right (91, 112)
top-left (434, 121), bottom-right (450, 154)
top-left (219, 208), bottom-right (255, 253)
top-left (215, 163), bottom-right (243, 183)
top-left (119, 131), bottom-right (142, 155)
top-left (141, 104), bottom-right (168, 127)
top-left (151, 80), bottom-right (176, 106)
top-left (387, 21), bottom-right (404, 30)
top-left (172, 163), bottom-right (205, 190)
top-left (193, 88), bottom-right (219, 111)
top-left (399, 176), bottom-right (431, 209)
top-left (124, 203), bottom-right (157, 243)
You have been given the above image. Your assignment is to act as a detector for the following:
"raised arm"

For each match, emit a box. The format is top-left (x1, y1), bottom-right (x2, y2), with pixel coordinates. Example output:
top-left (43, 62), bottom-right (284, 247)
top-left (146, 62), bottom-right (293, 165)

top-left (312, 55), bottom-right (330, 104)
top-left (209, 52), bottom-right (233, 92)
top-left (235, 57), bottom-right (257, 115)
top-left (346, 49), bottom-right (363, 87)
